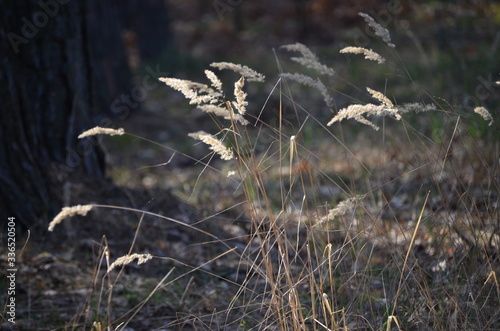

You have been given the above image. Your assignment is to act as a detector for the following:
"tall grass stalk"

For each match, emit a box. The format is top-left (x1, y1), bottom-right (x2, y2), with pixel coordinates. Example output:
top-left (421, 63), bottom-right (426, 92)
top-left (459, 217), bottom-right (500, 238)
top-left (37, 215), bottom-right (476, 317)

top-left (48, 13), bottom-right (499, 329)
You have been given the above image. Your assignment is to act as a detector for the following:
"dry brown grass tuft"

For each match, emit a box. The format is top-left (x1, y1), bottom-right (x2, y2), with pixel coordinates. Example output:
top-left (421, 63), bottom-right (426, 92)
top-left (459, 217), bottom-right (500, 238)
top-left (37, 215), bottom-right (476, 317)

top-left (44, 15), bottom-right (499, 331)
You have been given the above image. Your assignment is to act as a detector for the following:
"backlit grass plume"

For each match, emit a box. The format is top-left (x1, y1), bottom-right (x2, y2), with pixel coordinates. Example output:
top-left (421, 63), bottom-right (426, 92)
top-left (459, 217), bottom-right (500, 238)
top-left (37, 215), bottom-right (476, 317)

top-left (281, 42), bottom-right (336, 76)
top-left (210, 62), bottom-right (265, 82)
top-left (197, 104), bottom-right (249, 125)
top-left (78, 127), bottom-right (125, 139)
top-left (358, 12), bottom-right (395, 48)
top-left (48, 204), bottom-right (94, 231)
top-left (158, 77), bottom-right (221, 105)
top-left (160, 63), bottom-right (263, 127)
top-left (327, 104), bottom-right (393, 130)
top-left (233, 76), bottom-right (248, 115)
top-left (474, 106), bottom-right (494, 126)
top-left (396, 102), bottom-right (437, 113)
top-left (315, 195), bottom-right (365, 227)
top-left (327, 87), bottom-right (400, 130)
top-left (280, 73), bottom-right (333, 108)
top-left (204, 69), bottom-right (223, 92)
top-left (108, 253), bottom-right (153, 272)
top-left (188, 131), bottom-right (234, 160)
top-left (366, 87), bottom-right (393, 107)
top-left (340, 46), bottom-right (386, 64)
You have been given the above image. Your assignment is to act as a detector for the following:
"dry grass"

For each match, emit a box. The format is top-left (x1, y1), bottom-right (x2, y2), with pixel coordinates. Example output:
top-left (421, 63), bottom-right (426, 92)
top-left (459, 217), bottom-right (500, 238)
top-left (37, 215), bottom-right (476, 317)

top-left (42, 14), bottom-right (499, 331)
top-left (339, 47), bottom-right (386, 64)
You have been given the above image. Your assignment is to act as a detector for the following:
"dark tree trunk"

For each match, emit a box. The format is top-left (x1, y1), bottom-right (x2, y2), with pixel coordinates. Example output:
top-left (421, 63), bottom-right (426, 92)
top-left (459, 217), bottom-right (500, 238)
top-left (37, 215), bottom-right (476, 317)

top-left (0, 1), bottom-right (136, 228)
top-left (1, 0), bottom-right (171, 229)
top-left (126, 0), bottom-right (171, 63)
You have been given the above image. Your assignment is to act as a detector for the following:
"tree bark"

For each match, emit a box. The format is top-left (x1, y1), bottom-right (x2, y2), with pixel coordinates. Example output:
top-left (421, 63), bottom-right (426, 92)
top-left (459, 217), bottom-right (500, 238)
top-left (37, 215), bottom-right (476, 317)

top-left (126, 0), bottom-right (171, 63)
top-left (0, 0), bottom-right (134, 228)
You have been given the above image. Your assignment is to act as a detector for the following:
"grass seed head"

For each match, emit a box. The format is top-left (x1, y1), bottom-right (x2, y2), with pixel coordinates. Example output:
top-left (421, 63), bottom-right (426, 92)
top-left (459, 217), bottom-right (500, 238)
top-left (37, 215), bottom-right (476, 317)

top-left (188, 131), bottom-right (234, 160)
top-left (159, 77), bottom-right (222, 105)
top-left (474, 106), bottom-right (494, 126)
top-left (48, 204), bottom-right (94, 231)
top-left (358, 12), bottom-right (395, 48)
top-left (397, 102), bottom-right (437, 113)
top-left (108, 253), bottom-right (153, 272)
top-left (233, 76), bottom-right (248, 115)
top-left (210, 62), bottom-right (265, 82)
top-left (281, 42), bottom-right (336, 76)
top-left (78, 127), bottom-right (124, 139)
top-left (339, 46), bottom-right (386, 64)
top-left (204, 69), bottom-right (223, 92)
top-left (366, 87), bottom-right (393, 107)
top-left (280, 73), bottom-right (333, 108)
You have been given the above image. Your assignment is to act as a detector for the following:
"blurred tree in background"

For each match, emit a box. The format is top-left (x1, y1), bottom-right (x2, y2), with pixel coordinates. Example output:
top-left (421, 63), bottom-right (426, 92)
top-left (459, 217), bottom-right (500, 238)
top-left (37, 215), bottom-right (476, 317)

top-left (0, 0), bottom-right (170, 229)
